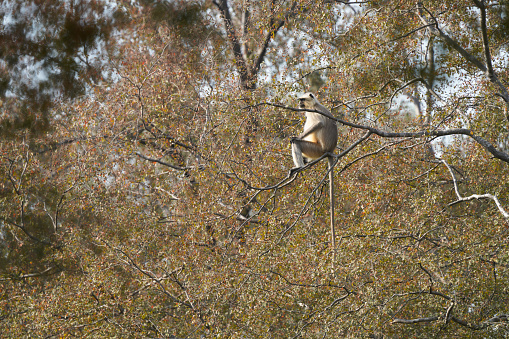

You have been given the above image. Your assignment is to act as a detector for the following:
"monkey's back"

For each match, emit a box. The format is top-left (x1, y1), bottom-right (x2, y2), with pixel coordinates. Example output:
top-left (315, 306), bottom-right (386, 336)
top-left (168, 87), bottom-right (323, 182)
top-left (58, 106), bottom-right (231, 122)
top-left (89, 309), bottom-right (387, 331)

top-left (303, 111), bottom-right (338, 155)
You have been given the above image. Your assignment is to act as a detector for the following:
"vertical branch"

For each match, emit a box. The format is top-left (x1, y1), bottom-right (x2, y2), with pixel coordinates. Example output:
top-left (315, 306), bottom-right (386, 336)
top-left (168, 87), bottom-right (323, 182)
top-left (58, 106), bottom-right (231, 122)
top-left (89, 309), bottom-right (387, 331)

top-left (471, 0), bottom-right (509, 120)
top-left (424, 36), bottom-right (434, 128)
top-left (3, 154), bottom-right (52, 245)
top-left (241, 0), bottom-right (250, 61)
top-left (212, 0), bottom-right (251, 88)
top-left (472, 0), bottom-right (494, 79)
top-left (416, 2), bottom-right (509, 122)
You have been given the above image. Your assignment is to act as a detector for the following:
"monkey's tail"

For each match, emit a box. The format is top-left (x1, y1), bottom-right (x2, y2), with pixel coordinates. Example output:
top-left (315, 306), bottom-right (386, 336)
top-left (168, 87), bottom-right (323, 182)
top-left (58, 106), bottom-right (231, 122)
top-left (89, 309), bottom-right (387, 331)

top-left (328, 156), bottom-right (336, 270)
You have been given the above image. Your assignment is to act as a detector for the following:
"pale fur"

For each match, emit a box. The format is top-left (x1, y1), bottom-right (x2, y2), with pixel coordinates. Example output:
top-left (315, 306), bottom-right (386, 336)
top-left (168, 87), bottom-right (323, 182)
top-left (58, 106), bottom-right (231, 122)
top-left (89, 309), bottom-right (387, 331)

top-left (291, 92), bottom-right (338, 167)
top-left (290, 92), bottom-right (338, 267)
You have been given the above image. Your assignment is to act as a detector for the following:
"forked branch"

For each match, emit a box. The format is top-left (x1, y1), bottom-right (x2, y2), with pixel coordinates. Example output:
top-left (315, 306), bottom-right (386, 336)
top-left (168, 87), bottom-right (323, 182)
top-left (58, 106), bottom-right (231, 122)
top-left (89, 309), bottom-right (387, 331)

top-left (416, 2), bottom-right (509, 120)
top-left (212, 0), bottom-right (299, 89)
top-left (442, 159), bottom-right (509, 219)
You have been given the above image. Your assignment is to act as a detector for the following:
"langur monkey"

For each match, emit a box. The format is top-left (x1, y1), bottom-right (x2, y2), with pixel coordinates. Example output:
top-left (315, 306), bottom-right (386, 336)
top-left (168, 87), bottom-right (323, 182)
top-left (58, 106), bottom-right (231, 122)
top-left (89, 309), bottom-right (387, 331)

top-left (291, 92), bottom-right (338, 167)
top-left (291, 92), bottom-right (338, 267)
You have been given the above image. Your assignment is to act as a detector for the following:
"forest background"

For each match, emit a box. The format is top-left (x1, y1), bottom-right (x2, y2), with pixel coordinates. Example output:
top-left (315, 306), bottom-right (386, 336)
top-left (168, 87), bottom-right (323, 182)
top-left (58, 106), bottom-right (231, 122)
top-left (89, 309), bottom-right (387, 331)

top-left (1, 0), bottom-right (509, 338)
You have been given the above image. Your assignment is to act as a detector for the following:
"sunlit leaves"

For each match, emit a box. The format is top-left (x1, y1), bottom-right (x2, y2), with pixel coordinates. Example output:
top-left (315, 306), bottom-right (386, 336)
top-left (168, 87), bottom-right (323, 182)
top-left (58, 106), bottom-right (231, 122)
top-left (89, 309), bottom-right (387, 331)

top-left (2, 0), bottom-right (509, 338)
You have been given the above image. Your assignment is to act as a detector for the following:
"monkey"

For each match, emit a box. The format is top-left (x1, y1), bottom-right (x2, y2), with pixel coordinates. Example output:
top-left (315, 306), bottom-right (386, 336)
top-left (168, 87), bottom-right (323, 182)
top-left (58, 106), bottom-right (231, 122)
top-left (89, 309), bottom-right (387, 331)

top-left (291, 92), bottom-right (338, 168)
top-left (290, 92), bottom-right (338, 267)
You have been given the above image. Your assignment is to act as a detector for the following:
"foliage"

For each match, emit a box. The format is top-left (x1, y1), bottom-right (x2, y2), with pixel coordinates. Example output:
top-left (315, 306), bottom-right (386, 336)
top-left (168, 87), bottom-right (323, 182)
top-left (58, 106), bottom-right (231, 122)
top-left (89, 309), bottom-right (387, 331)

top-left (1, 0), bottom-right (509, 338)
top-left (0, 0), bottom-right (133, 136)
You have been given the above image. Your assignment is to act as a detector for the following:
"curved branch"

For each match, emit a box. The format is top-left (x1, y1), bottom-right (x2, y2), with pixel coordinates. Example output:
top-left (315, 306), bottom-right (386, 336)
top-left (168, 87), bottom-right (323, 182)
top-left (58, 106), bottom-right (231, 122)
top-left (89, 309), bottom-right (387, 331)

top-left (247, 102), bottom-right (509, 163)
top-left (442, 159), bottom-right (509, 219)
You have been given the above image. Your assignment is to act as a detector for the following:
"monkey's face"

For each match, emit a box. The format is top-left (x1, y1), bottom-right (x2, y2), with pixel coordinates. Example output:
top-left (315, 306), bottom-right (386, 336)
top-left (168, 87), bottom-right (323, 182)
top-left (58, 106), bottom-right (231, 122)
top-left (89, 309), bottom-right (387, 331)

top-left (298, 92), bottom-right (316, 109)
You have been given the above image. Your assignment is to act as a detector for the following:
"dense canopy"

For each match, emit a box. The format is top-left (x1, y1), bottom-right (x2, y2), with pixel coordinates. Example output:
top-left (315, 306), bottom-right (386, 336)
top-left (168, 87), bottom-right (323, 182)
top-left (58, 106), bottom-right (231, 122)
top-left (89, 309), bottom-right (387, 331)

top-left (1, 0), bottom-right (509, 338)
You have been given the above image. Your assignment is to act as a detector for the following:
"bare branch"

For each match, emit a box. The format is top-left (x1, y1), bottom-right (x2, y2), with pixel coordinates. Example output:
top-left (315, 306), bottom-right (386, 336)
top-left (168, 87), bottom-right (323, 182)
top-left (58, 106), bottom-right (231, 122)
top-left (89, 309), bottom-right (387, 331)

top-left (393, 316), bottom-right (439, 324)
top-left (394, 312), bottom-right (499, 330)
top-left (445, 302), bottom-right (455, 324)
top-left (442, 159), bottom-right (509, 219)
top-left (2, 217), bottom-right (53, 246)
top-left (241, 1), bottom-right (250, 61)
top-left (472, 0), bottom-right (494, 78)
top-left (428, 289), bottom-right (451, 301)
top-left (450, 316), bottom-right (488, 330)
top-left (416, 2), bottom-right (509, 120)
top-left (100, 239), bottom-right (193, 308)
top-left (213, 0), bottom-right (299, 89)
top-left (389, 22), bottom-right (436, 42)
top-left (278, 132), bottom-right (372, 241)
top-left (212, 0), bottom-right (251, 88)
top-left (419, 262), bottom-right (435, 284)
top-left (247, 102), bottom-right (509, 163)
top-left (0, 266), bottom-right (56, 281)
top-left (252, 2), bottom-right (298, 76)
top-left (135, 152), bottom-right (188, 171)
top-left (416, 3), bottom-right (486, 71)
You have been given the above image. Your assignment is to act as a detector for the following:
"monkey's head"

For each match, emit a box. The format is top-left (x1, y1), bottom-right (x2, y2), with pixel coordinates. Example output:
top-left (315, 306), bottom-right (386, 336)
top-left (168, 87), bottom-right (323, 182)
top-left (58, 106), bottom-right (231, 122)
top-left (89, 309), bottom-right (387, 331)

top-left (298, 92), bottom-right (318, 109)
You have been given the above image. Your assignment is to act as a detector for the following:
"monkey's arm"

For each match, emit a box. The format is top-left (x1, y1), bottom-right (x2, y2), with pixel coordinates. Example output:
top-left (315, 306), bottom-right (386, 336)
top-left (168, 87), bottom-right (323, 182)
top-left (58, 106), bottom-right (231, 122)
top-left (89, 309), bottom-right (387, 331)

top-left (298, 121), bottom-right (323, 139)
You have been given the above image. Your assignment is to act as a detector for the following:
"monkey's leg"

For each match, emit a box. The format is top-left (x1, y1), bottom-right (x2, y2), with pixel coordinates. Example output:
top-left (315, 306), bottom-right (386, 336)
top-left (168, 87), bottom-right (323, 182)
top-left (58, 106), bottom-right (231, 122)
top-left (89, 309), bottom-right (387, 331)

top-left (291, 139), bottom-right (306, 168)
top-left (291, 139), bottom-right (324, 167)
top-left (295, 139), bottom-right (325, 160)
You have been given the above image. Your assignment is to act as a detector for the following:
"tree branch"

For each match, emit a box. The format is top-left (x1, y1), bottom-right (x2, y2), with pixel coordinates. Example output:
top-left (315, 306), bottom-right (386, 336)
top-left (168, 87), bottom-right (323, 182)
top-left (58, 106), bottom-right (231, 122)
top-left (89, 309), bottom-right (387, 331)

top-left (394, 313), bottom-right (498, 330)
top-left (241, 0), bottom-right (250, 61)
top-left (0, 266), bottom-right (56, 281)
top-left (450, 316), bottom-right (488, 330)
top-left (135, 152), bottom-right (188, 171)
top-left (416, 2), bottom-right (509, 120)
top-left (278, 132), bottom-right (371, 240)
top-left (247, 102), bottom-right (509, 163)
top-left (2, 217), bottom-right (53, 246)
top-left (101, 239), bottom-right (193, 308)
top-left (212, 0), bottom-right (251, 88)
top-left (252, 1), bottom-right (298, 76)
top-left (442, 159), bottom-right (509, 219)
top-left (213, 0), bottom-right (298, 89)
top-left (393, 316), bottom-right (440, 324)
top-left (472, 0), bottom-right (494, 78)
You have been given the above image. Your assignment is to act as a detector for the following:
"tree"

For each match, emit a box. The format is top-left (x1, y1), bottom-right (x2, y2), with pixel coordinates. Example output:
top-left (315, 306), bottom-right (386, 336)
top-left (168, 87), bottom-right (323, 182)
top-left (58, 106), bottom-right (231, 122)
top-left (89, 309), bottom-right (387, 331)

top-left (1, 0), bottom-right (509, 338)
top-left (0, 0), bottom-right (131, 136)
